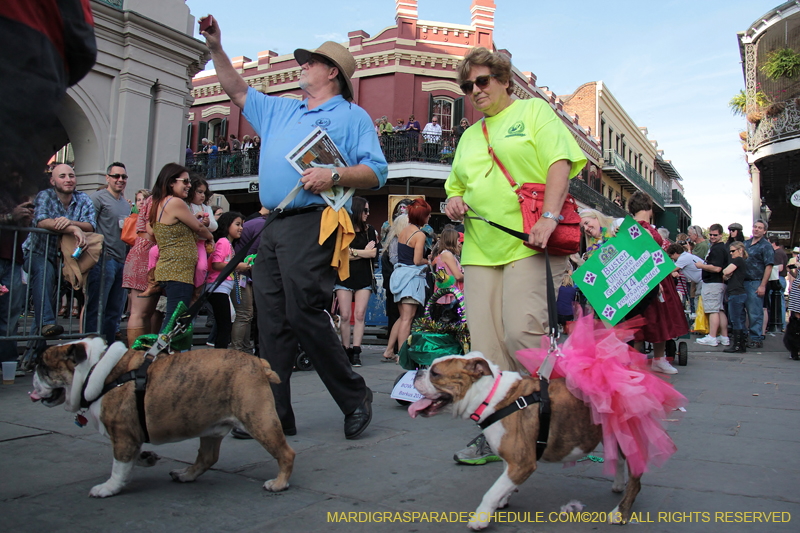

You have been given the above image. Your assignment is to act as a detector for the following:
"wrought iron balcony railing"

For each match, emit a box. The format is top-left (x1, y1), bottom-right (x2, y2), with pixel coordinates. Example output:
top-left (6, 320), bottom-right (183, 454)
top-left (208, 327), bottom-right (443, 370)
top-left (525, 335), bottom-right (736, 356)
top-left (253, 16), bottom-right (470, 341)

top-left (568, 178), bottom-right (628, 219)
top-left (379, 131), bottom-right (460, 165)
top-left (666, 189), bottom-right (692, 215)
top-left (186, 149), bottom-right (260, 180)
top-left (751, 99), bottom-right (800, 152)
top-left (190, 132), bottom-right (462, 182)
top-left (602, 149), bottom-right (664, 209)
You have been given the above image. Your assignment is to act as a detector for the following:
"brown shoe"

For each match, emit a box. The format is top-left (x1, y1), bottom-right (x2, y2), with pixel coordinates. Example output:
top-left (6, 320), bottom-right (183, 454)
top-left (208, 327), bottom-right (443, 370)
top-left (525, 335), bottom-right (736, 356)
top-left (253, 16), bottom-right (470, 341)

top-left (138, 268), bottom-right (162, 298)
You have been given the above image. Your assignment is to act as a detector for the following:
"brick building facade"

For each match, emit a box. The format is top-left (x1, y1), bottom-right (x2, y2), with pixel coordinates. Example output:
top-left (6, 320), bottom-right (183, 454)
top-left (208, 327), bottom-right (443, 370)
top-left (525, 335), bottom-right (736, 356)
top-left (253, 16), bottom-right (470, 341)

top-left (186, 0), bottom-right (689, 233)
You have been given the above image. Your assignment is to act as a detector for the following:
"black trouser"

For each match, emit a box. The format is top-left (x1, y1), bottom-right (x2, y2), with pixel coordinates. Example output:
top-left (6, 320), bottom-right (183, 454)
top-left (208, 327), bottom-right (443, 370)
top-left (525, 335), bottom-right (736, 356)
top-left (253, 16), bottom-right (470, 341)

top-left (208, 292), bottom-right (232, 349)
top-left (252, 210), bottom-right (368, 430)
top-left (381, 253), bottom-right (399, 341)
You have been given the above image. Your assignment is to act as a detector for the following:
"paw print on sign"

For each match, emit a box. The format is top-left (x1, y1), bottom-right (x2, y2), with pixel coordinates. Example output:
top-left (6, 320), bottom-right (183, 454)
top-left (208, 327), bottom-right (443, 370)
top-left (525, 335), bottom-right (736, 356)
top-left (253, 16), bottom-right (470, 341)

top-left (602, 305), bottom-right (616, 320)
top-left (583, 271), bottom-right (597, 286)
top-left (652, 250), bottom-right (665, 266)
top-left (628, 225), bottom-right (642, 240)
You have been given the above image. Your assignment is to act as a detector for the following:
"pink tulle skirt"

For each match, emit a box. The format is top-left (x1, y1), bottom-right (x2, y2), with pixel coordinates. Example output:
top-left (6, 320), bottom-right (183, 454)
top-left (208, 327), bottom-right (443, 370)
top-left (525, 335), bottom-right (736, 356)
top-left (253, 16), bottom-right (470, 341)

top-left (516, 312), bottom-right (686, 477)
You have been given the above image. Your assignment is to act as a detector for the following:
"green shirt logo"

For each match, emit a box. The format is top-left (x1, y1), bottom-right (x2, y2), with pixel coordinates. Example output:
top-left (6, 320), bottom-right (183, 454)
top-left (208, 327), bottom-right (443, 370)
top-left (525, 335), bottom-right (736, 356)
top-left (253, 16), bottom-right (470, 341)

top-left (506, 121), bottom-right (525, 137)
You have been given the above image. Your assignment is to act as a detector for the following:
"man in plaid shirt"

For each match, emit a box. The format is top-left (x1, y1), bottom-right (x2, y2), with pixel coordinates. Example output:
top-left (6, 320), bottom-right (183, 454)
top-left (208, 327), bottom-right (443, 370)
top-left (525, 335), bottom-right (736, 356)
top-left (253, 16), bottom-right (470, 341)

top-left (23, 164), bottom-right (95, 337)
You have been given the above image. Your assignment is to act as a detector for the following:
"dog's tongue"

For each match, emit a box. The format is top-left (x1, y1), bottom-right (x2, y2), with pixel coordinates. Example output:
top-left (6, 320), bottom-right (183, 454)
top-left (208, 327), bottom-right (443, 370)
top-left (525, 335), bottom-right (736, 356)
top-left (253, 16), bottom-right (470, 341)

top-left (30, 390), bottom-right (41, 402)
top-left (408, 398), bottom-right (433, 418)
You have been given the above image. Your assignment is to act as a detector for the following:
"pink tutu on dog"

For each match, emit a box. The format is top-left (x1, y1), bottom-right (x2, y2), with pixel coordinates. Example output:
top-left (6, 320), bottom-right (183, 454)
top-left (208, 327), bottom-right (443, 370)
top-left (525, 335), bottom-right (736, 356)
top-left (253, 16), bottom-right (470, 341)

top-left (516, 312), bottom-right (686, 477)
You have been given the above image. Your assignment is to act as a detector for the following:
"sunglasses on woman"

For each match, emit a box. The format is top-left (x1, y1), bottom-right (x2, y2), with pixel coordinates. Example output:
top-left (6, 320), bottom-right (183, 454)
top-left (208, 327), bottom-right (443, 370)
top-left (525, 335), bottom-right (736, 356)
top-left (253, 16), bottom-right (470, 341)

top-left (459, 74), bottom-right (497, 94)
top-left (174, 178), bottom-right (191, 184)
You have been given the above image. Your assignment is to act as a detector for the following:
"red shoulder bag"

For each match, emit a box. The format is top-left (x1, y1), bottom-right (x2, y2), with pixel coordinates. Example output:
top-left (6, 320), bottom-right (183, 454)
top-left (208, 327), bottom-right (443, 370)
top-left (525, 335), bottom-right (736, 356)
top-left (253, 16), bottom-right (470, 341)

top-left (481, 118), bottom-right (581, 256)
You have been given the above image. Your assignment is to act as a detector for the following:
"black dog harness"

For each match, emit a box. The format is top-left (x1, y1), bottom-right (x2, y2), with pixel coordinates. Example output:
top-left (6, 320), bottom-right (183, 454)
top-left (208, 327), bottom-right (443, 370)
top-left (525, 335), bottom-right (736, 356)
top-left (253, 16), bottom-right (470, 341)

top-left (79, 353), bottom-right (156, 443)
top-left (476, 378), bottom-right (552, 461)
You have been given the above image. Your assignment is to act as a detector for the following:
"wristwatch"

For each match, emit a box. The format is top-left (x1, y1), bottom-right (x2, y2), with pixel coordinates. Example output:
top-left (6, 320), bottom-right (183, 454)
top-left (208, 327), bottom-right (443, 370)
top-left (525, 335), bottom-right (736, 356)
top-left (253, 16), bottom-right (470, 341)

top-left (331, 170), bottom-right (341, 185)
top-left (542, 211), bottom-right (562, 224)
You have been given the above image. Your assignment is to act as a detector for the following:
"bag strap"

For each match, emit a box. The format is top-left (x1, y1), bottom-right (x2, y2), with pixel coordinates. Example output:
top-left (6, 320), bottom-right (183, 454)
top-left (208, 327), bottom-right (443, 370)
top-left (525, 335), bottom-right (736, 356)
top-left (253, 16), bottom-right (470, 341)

top-left (481, 119), bottom-right (523, 202)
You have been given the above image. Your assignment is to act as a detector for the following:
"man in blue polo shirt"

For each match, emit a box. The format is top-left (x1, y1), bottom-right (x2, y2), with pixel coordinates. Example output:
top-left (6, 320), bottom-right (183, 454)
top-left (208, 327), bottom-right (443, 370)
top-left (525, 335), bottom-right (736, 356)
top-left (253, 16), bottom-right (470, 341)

top-left (201, 16), bottom-right (387, 440)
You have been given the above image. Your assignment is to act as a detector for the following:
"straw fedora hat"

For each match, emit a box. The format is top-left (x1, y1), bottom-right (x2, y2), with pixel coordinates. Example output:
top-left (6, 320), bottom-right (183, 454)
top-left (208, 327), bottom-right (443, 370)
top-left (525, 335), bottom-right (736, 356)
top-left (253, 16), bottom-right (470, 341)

top-left (294, 41), bottom-right (356, 102)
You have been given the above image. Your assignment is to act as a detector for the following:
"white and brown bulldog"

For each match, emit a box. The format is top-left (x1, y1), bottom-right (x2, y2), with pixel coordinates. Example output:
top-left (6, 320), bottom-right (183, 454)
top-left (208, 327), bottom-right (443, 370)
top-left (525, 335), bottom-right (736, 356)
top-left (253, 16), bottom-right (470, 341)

top-left (30, 337), bottom-right (294, 498)
top-left (410, 353), bottom-right (641, 530)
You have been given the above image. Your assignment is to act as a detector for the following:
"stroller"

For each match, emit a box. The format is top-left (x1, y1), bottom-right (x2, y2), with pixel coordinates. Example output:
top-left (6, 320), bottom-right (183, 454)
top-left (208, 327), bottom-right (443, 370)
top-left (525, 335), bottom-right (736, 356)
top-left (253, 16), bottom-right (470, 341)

top-left (391, 286), bottom-right (470, 405)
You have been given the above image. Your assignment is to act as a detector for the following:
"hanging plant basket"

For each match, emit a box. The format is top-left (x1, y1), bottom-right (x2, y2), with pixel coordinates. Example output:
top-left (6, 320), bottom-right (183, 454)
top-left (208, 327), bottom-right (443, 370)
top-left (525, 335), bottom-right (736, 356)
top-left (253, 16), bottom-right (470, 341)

top-left (747, 111), bottom-right (763, 124)
top-left (766, 102), bottom-right (786, 117)
top-left (729, 90), bottom-right (771, 116)
top-left (743, 143), bottom-right (749, 152)
top-left (762, 48), bottom-right (800, 81)
top-left (739, 131), bottom-right (748, 141)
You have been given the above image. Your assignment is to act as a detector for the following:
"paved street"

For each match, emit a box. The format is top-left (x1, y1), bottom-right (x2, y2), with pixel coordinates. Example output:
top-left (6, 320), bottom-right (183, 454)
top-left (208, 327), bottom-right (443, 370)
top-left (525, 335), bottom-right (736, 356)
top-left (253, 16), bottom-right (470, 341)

top-left (1, 334), bottom-right (799, 532)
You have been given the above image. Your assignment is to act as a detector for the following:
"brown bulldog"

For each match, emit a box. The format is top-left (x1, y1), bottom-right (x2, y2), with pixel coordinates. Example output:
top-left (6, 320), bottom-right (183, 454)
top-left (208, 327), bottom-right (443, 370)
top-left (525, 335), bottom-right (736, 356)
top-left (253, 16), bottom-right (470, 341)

top-left (410, 354), bottom-right (642, 530)
top-left (30, 337), bottom-right (294, 498)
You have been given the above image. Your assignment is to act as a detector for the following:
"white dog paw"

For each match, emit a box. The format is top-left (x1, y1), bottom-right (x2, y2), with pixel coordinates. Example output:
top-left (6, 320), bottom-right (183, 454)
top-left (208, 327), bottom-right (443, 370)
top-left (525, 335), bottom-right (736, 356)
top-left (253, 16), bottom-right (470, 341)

top-left (467, 520), bottom-right (489, 531)
top-left (611, 481), bottom-right (626, 493)
top-left (263, 478), bottom-right (289, 492)
top-left (89, 483), bottom-right (119, 498)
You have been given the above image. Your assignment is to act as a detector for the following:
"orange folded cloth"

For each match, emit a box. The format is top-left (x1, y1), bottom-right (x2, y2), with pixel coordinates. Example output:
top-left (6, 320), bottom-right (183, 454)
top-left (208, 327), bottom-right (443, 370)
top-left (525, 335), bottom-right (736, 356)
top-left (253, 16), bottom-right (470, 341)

top-left (319, 206), bottom-right (355, 280)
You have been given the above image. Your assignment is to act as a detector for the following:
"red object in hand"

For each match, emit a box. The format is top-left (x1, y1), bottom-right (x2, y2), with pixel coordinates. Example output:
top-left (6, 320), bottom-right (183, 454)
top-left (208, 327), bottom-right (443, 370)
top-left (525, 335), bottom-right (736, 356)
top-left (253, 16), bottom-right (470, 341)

top-left (199, 16), bottom-right (214, 34)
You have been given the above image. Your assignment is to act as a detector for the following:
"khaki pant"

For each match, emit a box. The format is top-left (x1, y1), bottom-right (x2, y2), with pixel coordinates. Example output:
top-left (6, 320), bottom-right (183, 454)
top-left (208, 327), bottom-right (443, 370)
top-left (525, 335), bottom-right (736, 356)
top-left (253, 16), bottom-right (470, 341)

top-left (463, 254), bottom-right (568, 372)
top-left (231, 282), bottom-right (254, 352)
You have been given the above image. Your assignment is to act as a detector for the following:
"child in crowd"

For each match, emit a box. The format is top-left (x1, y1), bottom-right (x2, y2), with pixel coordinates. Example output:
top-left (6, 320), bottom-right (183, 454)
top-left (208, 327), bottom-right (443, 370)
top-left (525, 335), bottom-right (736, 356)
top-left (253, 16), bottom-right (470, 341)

top-left (557, 270), bottom-right (578, 330)
top-left (187, 176), bottom-right (217, 288)
top-left (206, 211), bottom-right (250, 349)
top-left (431, 226), bottom-right (464, 304)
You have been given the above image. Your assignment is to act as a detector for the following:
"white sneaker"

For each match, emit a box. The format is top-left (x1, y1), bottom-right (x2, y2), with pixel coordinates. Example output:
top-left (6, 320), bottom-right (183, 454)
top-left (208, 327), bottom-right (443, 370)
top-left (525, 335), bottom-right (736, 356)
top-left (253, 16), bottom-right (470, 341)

top-left (717, 336), bottom-right (730, 346)
top-left (651, 358), bottom-right (678, 374)
top-left (696, 335), bottom-right (718, 346)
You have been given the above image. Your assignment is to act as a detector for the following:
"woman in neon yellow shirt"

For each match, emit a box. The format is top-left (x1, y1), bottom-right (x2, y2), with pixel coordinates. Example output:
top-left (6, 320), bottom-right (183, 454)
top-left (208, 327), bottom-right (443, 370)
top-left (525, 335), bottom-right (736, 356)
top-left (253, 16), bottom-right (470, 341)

top-left (444, 47), bottom-right (587, 465)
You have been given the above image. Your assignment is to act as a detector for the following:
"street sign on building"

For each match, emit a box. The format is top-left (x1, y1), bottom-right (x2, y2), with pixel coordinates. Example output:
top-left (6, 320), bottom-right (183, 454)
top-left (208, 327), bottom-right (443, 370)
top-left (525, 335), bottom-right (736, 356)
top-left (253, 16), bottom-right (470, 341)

top-left (767, 231), bottom-right (791, 240)
top-left (791, 190), bottom-right (800, 207)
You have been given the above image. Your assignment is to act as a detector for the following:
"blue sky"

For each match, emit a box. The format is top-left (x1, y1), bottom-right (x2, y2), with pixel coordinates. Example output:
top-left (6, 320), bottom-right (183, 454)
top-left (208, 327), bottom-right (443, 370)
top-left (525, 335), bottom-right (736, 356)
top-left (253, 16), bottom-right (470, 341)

top-left (185, 0), bottom-right (779, 230)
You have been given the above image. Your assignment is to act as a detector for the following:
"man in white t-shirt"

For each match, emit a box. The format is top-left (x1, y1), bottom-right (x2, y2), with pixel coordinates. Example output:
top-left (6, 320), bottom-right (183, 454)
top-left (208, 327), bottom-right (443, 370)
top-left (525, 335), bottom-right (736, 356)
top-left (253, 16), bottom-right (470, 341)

top-left (421, 116), bottom-right (443, 160)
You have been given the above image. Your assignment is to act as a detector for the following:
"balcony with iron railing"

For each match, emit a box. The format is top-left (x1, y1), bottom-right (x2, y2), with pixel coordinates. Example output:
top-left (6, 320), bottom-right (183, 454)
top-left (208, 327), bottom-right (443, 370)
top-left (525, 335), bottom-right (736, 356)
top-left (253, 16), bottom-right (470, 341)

top-left (186, 150), bottom-right (260, 180)
top-left (189, 132), bottom-right (462, 182)
top-left (750, 99), bottom-right (800, 153)
top-left (666, 188), bottom-right (692, 216)
top-left (602, 149), bottom-right (664, 209)
top-left (378, 131), bottom-right (460, 165)
top-left (568, 178), bottom-right (628, 219)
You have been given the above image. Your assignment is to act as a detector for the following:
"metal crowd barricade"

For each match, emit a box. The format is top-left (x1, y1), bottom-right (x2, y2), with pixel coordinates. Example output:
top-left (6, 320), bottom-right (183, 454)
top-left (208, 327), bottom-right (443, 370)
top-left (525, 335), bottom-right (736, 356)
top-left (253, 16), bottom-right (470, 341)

top-left (0, 224), bottom-right (107, 367)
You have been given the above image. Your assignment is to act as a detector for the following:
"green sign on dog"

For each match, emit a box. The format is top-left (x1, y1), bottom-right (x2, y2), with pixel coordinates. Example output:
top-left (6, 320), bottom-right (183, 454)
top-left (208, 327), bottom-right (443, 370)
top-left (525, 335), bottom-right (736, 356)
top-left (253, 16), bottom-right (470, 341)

top-left (573, 217), bottom-right (676, 326)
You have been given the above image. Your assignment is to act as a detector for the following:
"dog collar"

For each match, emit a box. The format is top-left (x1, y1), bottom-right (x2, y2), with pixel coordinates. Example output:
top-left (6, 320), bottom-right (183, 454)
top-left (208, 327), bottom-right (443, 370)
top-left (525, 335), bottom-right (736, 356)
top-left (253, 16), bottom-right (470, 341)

top-left (469, 372), bottom-right (502, 423)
